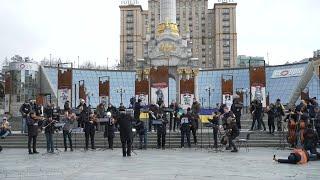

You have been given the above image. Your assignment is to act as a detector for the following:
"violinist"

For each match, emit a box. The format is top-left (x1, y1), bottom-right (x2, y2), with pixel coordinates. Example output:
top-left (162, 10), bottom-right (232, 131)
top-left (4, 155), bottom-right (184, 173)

top-left (84, 113), bottom-right (96, 150)
top-left (62, 111), bottom-right (75, 151)
top-left (43, 116), bottom-right (57, 153)
top-left (104, 112), bottom-right (115, 149)
top-left (221, 104), bottom-right (239, 152)
top-left (26, 111), bottom-right (41, 154)
top-left (156, 106), bottom-right (168, 150)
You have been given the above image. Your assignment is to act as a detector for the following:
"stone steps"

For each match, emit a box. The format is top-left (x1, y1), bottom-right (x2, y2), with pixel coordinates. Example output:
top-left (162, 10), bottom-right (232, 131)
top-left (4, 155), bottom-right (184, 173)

top-left (0, 130), bottom-right (289, 149)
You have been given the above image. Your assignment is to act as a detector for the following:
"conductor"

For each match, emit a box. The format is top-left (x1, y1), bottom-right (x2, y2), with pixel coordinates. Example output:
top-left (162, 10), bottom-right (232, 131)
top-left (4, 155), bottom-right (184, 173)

top-left (116, 107), bottom-right (133, 157)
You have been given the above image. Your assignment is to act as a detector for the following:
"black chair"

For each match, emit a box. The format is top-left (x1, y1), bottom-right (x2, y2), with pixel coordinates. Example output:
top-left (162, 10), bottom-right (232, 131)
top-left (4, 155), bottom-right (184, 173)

top-left (236, 132), bottom-right (252, 152)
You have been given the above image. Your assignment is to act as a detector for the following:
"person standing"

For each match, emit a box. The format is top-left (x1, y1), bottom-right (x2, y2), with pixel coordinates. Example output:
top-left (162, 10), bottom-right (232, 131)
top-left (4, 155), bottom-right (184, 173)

top-left (180, 109), bottom-right (191, 148)
top-left (104, 112), bottom-right (115, 149)
top-left (77, 99), bottom-right (88, 128)
top-left (26, 112), bottom-right (40, 154)
top-left (134, 118), bottom-right (147, 149)
top-left (84, 113), bottom-right (96, 150)
top-left (116, 107), bottom-right (133, 157)
top-left (20, 100), bottom-right (32, 134)
top-left (190, 110), bottom-right (198, 145)
top-left (156, 110), bottom-right (168, 149)
top-left (148, 102), bottom-right (158, 132)
top-left (62, 111), bottom-right (74, 151)
top-left (134, 99), bottom-right (142, 121)
top-left (191, 98), bottom-right (201, 116)
top-left (266, 103), bottom-right (276, 134)
top-left (275, 99), bottom-right (285, 131)
top-left (231, 98), bottom-right (243, 130)
top-left (43, 117), bottom-right (56, 153)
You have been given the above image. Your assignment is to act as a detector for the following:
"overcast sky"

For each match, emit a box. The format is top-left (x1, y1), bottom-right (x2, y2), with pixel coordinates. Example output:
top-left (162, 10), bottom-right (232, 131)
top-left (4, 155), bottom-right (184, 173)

top-left (0, 0), bottom-right (319, 67)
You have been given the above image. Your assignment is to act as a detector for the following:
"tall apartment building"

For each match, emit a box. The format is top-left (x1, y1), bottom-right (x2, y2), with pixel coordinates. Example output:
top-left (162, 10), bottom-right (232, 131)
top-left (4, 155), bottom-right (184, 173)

top-left (120, 0), bottom-right (237, 69)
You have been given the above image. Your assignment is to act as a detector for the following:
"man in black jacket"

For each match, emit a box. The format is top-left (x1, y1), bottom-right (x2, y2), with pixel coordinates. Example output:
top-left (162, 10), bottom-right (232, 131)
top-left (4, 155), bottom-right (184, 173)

top-left (231, 98), bottom-right (243, 129)
top-left (26, 112), bottom-right (40, 154)
top-left (20, 100), bottom-right (32, 134)
top-left (156, 110), bottom-right (168, 149)
top-left (180, 109), bottom-right (191, 148)
top-left (134, 118), bottom-right (147, 149)
top-left (104, 112), bottom-right (115, 149)
top-left (84, 113), bottom-right (96, 150)
top-left (77, 99), bottom-right (88, 128)
top-left (116, 107), bottom-right (133, 157)
top-left (134, 99), bottom-right (142, 121)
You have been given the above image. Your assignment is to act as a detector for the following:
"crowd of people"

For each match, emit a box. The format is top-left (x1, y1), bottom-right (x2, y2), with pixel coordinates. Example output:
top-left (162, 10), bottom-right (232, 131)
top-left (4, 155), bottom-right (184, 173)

top-left (0, 95), bottom-right (319, 163)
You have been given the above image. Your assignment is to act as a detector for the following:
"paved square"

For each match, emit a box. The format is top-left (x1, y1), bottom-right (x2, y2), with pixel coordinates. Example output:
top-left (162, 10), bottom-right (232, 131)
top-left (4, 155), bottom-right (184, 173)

top-left (0, 148), bottom-right (319, 180)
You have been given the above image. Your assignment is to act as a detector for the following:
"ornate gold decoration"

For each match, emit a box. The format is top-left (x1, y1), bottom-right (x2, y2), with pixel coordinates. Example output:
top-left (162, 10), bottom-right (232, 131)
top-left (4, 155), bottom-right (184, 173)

top-left (143, 68), bottom-right (150, 75)
top-left (192, 68), bottom-right (200, 76)
top-left (159, 43), bottom-right (176, 53)
top-left (177, 68), bottom-right (184, 75)
top-left (156, 22), bottom-right (179, 36)
top-left (185, 68), bottom-right (192, 74)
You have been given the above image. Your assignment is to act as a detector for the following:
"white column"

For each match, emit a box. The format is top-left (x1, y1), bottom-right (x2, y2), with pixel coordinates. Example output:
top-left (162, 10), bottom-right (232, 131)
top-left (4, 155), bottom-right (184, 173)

top-left (160, 0), bottom-right (176, 23)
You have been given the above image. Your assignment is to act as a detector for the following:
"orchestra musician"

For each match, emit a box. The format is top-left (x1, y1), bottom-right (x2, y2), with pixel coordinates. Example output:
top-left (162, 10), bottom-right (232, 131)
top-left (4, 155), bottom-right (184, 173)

top-left (20, 100), bottom-right (32, 134)
top-left (221, 105), bottom-right (239, 152)
top-left (190, 111), bottom-right (199, 145)
top-left (180, 108), bottom-right (191, 148)
top-left (43, 116), bottom-right (57, 153)
top-left (156, 108), bottom-right (169, 150)
top-left (104, 112), bottom-right (115, 149)
top-left (62, 111), bottom-right (75, 151)
top-left (84, 113), bottom-right (97, 150)
top-left (26, 111), bottom-right (41, 154)
top-left (116, 107), bottom-right (133, 157)
top-left (77, 99), bottom-right (89, 128)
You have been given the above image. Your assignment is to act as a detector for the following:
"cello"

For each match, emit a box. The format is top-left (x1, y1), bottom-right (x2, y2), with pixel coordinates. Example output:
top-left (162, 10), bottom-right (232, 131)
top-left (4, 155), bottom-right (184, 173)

top-left (287, 111), bottom-right (297, 147)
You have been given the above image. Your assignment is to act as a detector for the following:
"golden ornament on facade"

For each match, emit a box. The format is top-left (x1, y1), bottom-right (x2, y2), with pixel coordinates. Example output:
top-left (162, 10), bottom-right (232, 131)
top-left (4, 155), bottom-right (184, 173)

top-left (192, 68), bottom-right (199, 76)
top-left (177, 68), bottom-right (184, 75)
top-left (143, 68), bottom-right (150, 75)
top-left (159, 43), bottom-right (176, 53)
top-left (185, 68), bottom-right (192, 74)
top-left (156, 22), bottom-right (180, 36)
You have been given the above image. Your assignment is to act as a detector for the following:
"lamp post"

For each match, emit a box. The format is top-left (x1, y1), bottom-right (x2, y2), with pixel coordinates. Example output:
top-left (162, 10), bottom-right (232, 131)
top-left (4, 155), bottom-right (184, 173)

top-left (116, 88), bottom-right (126, 104)
top-left (205, 86), bottom-right (214, 109)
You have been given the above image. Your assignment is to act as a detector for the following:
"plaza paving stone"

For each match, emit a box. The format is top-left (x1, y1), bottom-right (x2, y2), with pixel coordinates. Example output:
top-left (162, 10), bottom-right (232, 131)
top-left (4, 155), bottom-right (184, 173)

top-left (0, 147), bottom-right (319, 180)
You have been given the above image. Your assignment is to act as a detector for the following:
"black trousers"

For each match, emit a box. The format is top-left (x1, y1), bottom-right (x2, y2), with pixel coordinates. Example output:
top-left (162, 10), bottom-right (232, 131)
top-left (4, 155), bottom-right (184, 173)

top-left (173, 118), bottom-right (179, 131)
top-left (258, 116), bottom-right (266, 130)
top-left (181, 126), bottom-right (191, 147)
top-left (316, 127), bottom-right (320, 144)
top-left (169, 113), bottom-right (173, 131)
top-left (268, 118), bottom-right (275, 133)
top-left (108, 136), bottom-right (114, 149)
top-left (277, 159), bottom-right (297, 164)
top-left (190, 126), bottom-right (197, 144)
top-left (157, 131), bottom-right (166, 148)
top-left (85, 130), bottom-right (95, 149)
top-left (235, 115), bottom-right (241, 129)
top-left (121, 137), bottom-right (132, 156)
top-left (228, 136), bottom-right (237, 150)
top-left (63, 130), bottom-right (73, 150)
top-left (148, 119), bottom-right (155, 132)
top-left (28, 135), bottom-right (37, 152)
top-left (251, 114), bottom-right (261, 130)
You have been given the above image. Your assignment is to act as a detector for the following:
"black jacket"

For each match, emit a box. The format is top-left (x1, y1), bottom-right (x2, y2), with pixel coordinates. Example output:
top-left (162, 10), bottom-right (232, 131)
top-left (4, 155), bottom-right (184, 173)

top-left (117, 113), bottom-right (133, 140)
top-left (134, 120), bottom-right (146, 135)
top-left (231, 102), bottom-right (243, 116)
top-left (26, 117), bottom-right (39, 137)
top-left (20, 103), bottom-right (32, 117)
top-left (43, 120), bottom-right (56, 134)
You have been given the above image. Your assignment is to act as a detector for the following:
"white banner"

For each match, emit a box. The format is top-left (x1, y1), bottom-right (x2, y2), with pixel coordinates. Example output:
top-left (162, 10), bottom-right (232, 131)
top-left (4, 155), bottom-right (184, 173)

top-left (57, 89), bottom-right (71, 109)
top-left (151, 86), bottom-right (168, 107)
top-left (136, 94), bottom-right (148, 106)
top-left (251, 86), bottom-right (266, 107)
top-left (9, 62), bottom-right (39, 71)
top-left (222, 94), bottom-right (233, 110)
top-left (271, 68), bottom-right (304, 78)
top-left (181, 93), bottom-right (194, 110)
top-left (4, 94), bottom-right (10, 113)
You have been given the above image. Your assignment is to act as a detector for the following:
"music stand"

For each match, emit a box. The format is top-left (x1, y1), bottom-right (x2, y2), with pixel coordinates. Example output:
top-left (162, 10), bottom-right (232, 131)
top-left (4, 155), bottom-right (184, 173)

top-left (54, 122), bottom-right (65, 153)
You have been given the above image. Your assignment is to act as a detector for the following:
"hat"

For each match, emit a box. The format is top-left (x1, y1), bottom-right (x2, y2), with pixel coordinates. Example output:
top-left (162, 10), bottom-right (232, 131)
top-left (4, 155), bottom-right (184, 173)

top-left (2, 117), bottom-right (7, 120)
top-left (80, 99), bottom-right (85, 103)
top-left (187, 107), bottom-right (191, 112)
top-left (119, 107), bottom-right (126, 112)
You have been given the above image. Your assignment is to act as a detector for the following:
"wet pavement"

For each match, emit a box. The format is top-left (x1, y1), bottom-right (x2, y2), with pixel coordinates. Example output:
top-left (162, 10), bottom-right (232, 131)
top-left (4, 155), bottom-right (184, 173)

top-left (0, 147), bottom-right (319, 180)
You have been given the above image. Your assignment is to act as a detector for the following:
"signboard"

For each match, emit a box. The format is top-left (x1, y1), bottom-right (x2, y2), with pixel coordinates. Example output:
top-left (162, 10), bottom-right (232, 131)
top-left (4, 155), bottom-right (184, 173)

top-left (120, 0), bottom-right (139, 5)
top-left (222, 94), bottom-right (233, 110)
top-left (249, 63), bottom-right (266, 107)
top-left (58, 89), bottom-right (71, 108)
top-left (271, 68), bottom-right (304, 78)
top-left (251, 86), bottom-right (266, 107)
top-left (9, 62), bottom-right (38, 71)
top-left (181, 93), bottom-right (194, 110)
top-left (135, 79), bottom-right (149, 105)
top-left (136, 94), bottom-right (148, 106)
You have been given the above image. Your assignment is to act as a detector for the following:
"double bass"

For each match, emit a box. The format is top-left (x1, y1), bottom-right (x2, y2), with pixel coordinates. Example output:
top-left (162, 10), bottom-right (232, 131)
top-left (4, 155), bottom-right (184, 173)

top-left (287, 111), bottom-right (296, 146)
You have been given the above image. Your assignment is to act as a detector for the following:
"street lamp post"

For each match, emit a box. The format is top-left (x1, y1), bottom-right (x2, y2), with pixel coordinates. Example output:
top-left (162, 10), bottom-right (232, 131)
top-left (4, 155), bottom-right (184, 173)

top-left (205, 86), bottom-right (214, 109)
top-left (116, 88), bottom-right (126, 104)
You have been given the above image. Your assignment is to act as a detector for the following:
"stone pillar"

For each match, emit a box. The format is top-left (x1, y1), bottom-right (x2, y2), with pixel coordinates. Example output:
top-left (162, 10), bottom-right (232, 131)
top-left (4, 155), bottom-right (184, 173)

top-left (160, 0), bottom-right (176, 24)
top-left (193, 69), bottom-right (200, 101)
top-left (176, 68), bottom-right (184, 104)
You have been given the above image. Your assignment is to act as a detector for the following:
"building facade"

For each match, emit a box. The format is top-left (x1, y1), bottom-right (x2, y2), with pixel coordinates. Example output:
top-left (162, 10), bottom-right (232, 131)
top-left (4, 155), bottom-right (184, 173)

top-left (237, 55), bottom-right (266, 68)
top-left (120, 0), bottom-right (237, 70)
